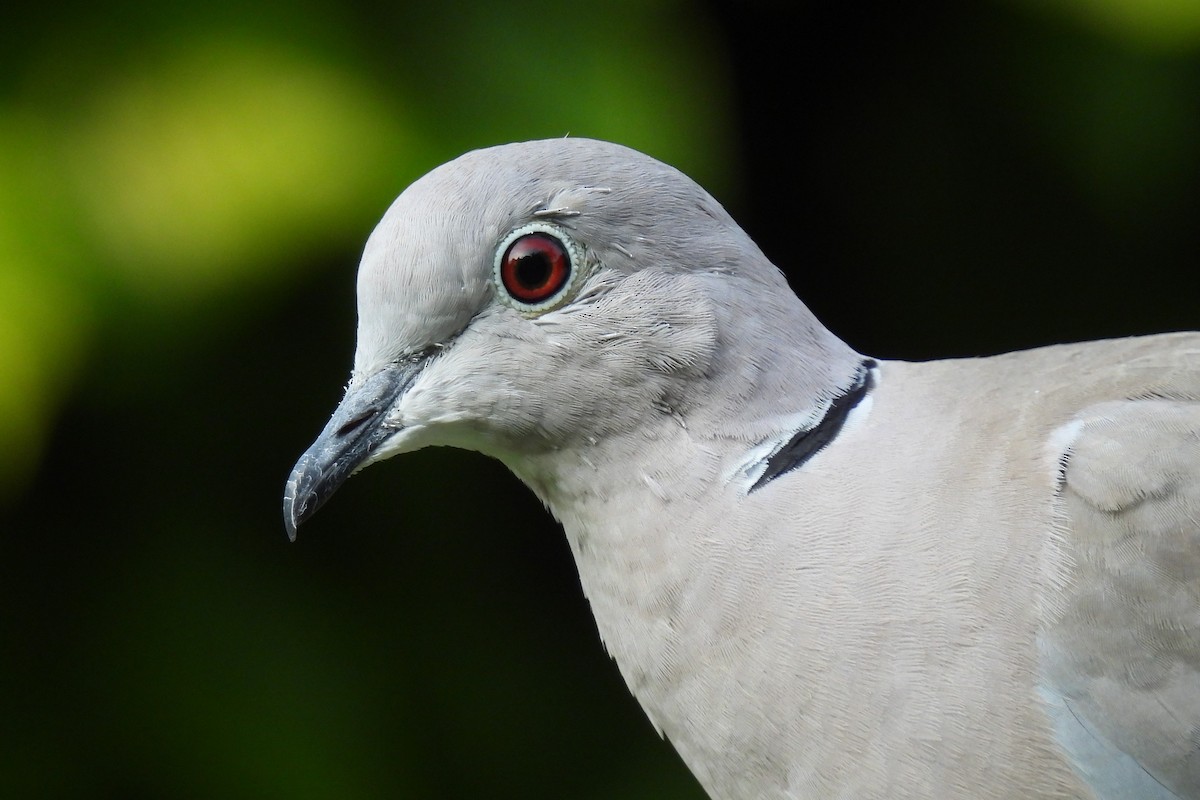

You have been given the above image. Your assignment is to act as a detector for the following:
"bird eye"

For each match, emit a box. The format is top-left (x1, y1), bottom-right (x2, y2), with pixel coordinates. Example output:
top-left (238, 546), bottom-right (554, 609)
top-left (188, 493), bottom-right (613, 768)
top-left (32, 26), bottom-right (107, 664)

top-left (501, 233), bottom-right (570, 303)
top-left (493, 223), bottom-right (582, 313)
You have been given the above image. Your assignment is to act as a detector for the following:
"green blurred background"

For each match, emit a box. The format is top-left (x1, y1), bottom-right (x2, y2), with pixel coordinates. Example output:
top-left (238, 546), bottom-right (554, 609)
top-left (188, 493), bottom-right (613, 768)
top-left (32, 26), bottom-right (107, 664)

top-left (2, 1), bottom-right (1197, 797)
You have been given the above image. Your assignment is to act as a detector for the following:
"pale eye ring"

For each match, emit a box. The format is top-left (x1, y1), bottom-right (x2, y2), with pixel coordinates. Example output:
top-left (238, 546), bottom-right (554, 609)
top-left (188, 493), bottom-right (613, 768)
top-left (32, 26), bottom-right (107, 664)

top-left (493, 223), bottom-right (584, 313)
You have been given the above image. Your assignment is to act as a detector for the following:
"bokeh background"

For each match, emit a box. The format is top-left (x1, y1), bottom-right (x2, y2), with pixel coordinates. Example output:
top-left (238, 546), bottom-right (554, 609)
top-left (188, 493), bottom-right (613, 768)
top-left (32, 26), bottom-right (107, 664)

top-left (2, 1), bottom-right (1198, 797)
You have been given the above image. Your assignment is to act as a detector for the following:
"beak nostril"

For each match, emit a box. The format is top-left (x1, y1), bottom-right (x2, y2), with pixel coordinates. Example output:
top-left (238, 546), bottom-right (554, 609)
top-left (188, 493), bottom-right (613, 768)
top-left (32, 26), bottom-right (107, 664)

top-left (337, 409), bottom-right (378, 437)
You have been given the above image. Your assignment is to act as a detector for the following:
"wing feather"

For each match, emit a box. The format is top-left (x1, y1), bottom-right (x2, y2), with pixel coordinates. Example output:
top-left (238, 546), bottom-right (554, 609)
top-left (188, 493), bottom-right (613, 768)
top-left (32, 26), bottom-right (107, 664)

top-left (1044, 399), bottom-right (1200, 798)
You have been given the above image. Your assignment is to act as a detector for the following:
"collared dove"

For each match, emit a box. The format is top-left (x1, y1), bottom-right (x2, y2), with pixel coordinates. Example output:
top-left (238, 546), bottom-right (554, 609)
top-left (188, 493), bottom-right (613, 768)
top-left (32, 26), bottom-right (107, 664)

top-left (283, 138), bottom-right (1200, 800)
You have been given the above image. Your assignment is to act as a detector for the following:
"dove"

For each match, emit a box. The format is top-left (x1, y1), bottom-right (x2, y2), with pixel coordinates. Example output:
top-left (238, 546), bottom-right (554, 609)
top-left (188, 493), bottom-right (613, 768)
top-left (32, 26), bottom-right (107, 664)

top-left (284, 137), bottom-right (1200, 799)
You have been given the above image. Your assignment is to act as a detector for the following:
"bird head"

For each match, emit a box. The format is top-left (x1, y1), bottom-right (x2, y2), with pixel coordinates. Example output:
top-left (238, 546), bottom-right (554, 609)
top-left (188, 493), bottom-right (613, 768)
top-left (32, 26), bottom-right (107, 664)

top-left (283, 138), bottom-right (855, 538)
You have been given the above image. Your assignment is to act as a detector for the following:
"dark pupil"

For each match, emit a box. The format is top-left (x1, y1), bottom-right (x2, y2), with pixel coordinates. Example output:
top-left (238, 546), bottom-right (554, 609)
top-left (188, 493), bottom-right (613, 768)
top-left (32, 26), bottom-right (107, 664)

top-left (515, 252), bottom-right (552, 288)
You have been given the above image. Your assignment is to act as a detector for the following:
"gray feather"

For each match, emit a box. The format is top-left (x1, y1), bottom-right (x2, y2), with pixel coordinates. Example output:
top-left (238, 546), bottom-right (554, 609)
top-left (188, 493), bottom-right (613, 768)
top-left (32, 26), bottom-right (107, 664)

top-left (286, 138), bottom-right (1200, 800)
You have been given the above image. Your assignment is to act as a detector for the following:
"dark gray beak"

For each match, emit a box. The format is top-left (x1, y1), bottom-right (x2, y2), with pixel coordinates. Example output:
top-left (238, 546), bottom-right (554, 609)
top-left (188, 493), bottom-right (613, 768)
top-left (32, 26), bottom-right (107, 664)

top-left (283, 358), bottom-right (429, 540)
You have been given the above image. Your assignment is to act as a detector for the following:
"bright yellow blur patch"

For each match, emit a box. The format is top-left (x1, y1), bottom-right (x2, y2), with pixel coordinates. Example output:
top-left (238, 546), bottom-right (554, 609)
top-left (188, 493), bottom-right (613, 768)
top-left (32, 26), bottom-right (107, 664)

top-left (0, 268), bottom-right (89, 500)
top-left (68, 38), bottom-right (413, 300)
top-left (0, 38), bottom-right (417, 498)
top-left (0, 116), bottom-right (90, 501)
top-left (1017, 0), bottom-right (1200, 51)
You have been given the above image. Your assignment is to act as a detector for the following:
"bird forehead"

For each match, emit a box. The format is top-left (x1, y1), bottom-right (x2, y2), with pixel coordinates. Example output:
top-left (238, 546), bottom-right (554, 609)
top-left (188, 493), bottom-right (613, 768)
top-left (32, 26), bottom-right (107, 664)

top-left (353, 188), bottom-right (498, 374)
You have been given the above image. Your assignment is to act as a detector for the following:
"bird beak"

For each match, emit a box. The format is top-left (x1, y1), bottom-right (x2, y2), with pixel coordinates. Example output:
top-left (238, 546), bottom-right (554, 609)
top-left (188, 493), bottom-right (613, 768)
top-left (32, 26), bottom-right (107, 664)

top-left (283, 357), bottom-right (429, 540)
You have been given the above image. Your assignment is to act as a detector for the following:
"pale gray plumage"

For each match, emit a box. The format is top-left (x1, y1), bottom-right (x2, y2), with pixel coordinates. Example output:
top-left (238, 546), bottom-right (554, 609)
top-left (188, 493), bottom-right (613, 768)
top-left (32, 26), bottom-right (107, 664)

top-left (284, 138), bottom-right (1200, 799)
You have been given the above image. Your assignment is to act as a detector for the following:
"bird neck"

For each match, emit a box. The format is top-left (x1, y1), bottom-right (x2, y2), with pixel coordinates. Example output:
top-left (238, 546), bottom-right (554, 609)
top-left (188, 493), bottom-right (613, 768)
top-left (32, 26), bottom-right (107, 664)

top-left (500, 317), bottom-right (867, 732)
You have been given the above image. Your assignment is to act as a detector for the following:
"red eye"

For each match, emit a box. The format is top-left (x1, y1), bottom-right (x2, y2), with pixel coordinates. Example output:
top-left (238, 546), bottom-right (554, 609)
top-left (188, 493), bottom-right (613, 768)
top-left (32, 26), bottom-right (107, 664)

top-left (499, 233), bottom-right (572, 304)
